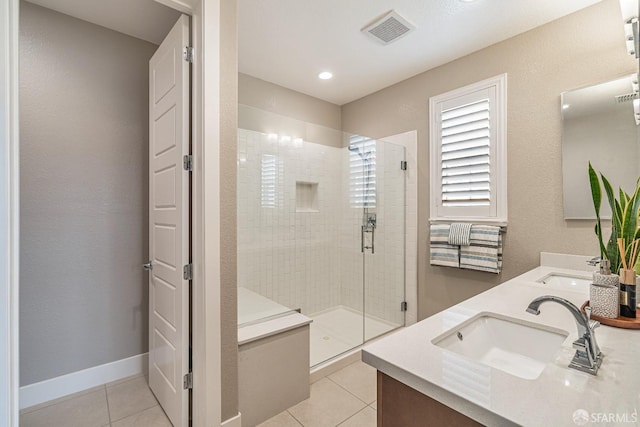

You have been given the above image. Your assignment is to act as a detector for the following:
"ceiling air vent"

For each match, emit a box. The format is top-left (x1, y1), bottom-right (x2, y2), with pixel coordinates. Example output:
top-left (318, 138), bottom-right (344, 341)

top-left (615, 92), bottom-right (638, 103)
top-left (362, 10), bottom-right (415, 45)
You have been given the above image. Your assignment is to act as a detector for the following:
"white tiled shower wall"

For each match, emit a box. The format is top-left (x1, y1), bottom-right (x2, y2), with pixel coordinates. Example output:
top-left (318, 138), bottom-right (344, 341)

top-left (237, 128), bottom-right (405, 326)
top-left (238, 129), bottom-right (342, 315)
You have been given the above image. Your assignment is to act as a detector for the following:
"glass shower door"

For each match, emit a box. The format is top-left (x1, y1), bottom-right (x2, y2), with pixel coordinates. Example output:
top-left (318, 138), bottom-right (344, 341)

top-left (362, 139), bottom-right (405, 341)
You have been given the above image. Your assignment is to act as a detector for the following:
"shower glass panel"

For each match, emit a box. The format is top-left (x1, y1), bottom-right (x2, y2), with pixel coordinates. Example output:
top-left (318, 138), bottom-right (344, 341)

top-left (362, 140), bottom-right (405, 341)
top-left (237, 105), bottom-right (405, 367)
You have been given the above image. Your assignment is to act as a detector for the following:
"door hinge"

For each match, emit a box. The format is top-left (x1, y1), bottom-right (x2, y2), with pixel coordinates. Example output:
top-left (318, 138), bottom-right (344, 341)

top-left (183, 372), bottom-right (193, 390)
top-left (183, 154), bottom-right (193, 172)
top-left (401, 301), bottom-right (408, 312)
top-left (183, 46), bottom-right (194, 63)
top-left (183, 263), bottom-right (193, 281)
top-left (400, 161), bottom-right (407, 171)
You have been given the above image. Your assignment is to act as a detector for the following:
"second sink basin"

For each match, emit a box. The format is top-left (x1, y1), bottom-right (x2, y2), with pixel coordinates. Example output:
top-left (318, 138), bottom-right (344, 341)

top-left (432, 312), bottom-right (568, 380)
top-left (536, 273), bottom-right (591, 288)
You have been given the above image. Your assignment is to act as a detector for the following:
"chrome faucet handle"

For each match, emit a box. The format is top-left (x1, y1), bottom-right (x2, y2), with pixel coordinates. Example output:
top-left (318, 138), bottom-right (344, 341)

top-left (586, 257), bottom-right (601, 267)
top-left (584, 306), bottom-right (600, 330)
top-left (572, 337), bottom-right (589, 353)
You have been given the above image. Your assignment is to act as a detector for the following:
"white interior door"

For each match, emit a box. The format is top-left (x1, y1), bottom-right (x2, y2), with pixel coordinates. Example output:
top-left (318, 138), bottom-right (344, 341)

top-left (148, 14), bottom-right (190, 427)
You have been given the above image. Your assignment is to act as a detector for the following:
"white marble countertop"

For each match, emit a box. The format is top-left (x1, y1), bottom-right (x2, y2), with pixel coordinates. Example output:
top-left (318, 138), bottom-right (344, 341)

top-left (362, 264), bottom-right (640, 426)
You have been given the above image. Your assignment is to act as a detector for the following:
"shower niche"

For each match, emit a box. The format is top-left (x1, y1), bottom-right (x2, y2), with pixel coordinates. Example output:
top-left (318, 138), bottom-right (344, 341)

top-left (296, 181), bottom-right (319, 212)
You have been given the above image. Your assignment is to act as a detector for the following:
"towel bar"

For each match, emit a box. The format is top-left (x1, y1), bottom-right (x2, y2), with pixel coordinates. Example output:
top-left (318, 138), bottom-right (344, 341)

top-left (429, 222), bottom-right (507, 234)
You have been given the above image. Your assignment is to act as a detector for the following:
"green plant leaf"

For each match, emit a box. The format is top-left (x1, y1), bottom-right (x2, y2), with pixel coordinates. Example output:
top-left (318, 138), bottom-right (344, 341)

top-left (602, 173), bottom-right (622, 233)
top-left (588, 163), bottom-right (606, 258)
top-left (621, 177), bottom-right (640, 270)
top-left (606, 228), bottom-right (621, 273)
top-left (623, 188), bottom-right (640, 251)
top-left (619, 188), bottom-right (628, 211)
top-left (588, 163), bottom-right (601, 212)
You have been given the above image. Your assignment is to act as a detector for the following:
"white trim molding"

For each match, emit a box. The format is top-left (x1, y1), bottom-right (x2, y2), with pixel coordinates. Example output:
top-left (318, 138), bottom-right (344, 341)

top-left (191, 0), bottom-right (223, 426)
top-left (429, 74), bottom-right (508, 224)
top-left (19, 353), bottom-right (149, 410)
top-left (0, 0), bottom-right (20, 424)
top-left (221, 412), bottom-right (242, 427)
top-left (154, 0), bottom-right (196, 15)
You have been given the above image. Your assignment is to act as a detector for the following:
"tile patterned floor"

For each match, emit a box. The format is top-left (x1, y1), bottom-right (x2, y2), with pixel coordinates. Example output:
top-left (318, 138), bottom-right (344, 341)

top-left (19, 360), bottom-right (376, 427)
top-left (258, 361), bottom-right (377, 427)
top-left (20, 375), bottom-right (171, 427)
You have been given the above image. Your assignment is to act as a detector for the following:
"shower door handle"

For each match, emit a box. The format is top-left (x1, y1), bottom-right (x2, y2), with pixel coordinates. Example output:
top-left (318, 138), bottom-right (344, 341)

top-left (370, 226), bottom-right (375, 254)
top-left (361, 225), bottom-right (375, 254)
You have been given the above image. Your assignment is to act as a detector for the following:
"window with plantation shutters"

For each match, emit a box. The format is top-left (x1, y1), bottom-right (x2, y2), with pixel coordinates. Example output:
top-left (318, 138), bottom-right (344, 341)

top-left (349, 135), bottom-right (377, 209)
top-left (261, 154), bottom-right (277, 208)
top-left (429, 74), bottom-right (507, 222)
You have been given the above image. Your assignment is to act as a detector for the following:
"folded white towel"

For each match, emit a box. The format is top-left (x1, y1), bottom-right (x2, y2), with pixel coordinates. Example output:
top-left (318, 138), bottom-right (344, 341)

top-left (448, 222), bottom-right (472, 246)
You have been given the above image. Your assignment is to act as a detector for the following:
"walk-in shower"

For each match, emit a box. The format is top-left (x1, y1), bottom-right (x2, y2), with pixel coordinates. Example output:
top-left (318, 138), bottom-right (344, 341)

top-left (237, 105), bottom-right (406, 367)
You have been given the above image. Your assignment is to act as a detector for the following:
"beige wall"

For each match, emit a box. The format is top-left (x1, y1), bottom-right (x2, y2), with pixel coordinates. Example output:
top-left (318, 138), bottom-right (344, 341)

top-left (19, 2), bottom-right (157, 384)
top-left (221, 0), bottom-right (239, 421)
top-left (239, 73), bottom-right (342, 131)
top-left (341, 0), bottom-right (637, 319)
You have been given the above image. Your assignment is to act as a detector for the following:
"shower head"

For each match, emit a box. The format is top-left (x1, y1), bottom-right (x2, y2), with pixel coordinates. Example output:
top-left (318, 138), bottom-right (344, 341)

top-left (348, 145), bottom-right (367, 160)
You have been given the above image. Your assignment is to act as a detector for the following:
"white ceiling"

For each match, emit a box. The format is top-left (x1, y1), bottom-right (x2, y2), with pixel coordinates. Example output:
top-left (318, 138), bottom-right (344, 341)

top-left (239, 0), bottom-right (604, 105)
top-left (25, 0), bottom-right (181, 45)
top-left (26, 0), bottom-right (608, 106)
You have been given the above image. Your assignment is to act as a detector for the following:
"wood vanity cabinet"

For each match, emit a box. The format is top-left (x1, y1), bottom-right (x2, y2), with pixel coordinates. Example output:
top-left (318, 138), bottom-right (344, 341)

top-left (377, 371), bottom-right (483, 427)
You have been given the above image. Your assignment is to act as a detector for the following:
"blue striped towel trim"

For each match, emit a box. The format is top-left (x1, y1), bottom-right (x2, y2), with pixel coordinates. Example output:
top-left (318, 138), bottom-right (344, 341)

top-left (460, 225), bottom-right (503, 274)
top-left (430, 224), bottom-right (460, 267)
top-left (469, 225), bottom-right (500, 247)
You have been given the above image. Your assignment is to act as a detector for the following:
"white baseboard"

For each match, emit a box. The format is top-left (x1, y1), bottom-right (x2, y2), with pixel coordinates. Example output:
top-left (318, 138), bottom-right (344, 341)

top-left (20, 353), bottom-right (148, 410)
top-left (221, 412), bottom-right (242, 427)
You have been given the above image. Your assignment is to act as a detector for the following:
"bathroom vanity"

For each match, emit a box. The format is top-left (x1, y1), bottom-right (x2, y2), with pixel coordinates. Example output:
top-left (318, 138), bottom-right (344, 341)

top-left (363, 254), bottom-right (640, 426)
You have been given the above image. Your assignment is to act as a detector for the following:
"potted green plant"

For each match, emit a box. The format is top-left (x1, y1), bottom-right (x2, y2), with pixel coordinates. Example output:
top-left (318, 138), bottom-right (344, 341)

top-left (588, 162), bottom-right (640, 275)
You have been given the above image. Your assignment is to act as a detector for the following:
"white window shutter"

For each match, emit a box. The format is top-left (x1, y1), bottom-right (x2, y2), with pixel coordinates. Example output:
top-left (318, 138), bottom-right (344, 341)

top-left (429, 74), bottom-right (507, 223)
top-left (441, 97), bottom-right (492, 207)
top-left (261, 154), bottom-right (277, 208)
top-left (349, 135), bottom-right (377, 208)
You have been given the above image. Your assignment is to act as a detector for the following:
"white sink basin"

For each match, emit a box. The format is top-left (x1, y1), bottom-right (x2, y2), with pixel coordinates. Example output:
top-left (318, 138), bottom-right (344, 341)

top-left (536, 273), bottom-right (591, 288)
top-left (432, 313), bottom-right (568, 380)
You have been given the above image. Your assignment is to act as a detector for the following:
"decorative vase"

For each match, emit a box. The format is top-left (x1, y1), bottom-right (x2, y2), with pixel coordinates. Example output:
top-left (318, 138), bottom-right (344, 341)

top-left (590, 282), bottom-right (619, 319)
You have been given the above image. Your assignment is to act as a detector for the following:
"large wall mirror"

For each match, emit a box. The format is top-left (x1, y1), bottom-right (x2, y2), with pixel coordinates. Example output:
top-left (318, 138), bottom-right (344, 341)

top-left (562, 0), bottom-right (640, 219)
top-left (561, 73), bottom-right (640, 219)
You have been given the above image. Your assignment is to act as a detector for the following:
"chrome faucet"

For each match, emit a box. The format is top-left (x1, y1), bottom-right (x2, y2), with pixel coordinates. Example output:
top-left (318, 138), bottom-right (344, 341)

top-left (586, 256), bottom-right (601, 267)
top-left (526, 295), bottom-right (603, 375)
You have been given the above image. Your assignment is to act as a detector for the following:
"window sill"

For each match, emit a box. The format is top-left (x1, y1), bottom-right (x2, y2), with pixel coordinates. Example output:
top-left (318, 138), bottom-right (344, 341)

top-left (429, 217), bottom-right (508, 228)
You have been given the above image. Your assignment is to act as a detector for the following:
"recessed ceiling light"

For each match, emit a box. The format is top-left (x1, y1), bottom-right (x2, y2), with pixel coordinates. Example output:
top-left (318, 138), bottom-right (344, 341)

top-left (318, 71), bottom-right (333, 80)
top-left (562, 104), bottom-right (570, 110)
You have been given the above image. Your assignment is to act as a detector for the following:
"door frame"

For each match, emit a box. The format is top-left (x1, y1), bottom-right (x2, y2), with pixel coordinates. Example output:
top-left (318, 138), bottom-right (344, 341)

top-left (1, 0), bottom-right (228, 425)
top-left (0, 0), bottom-right (20, 425)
